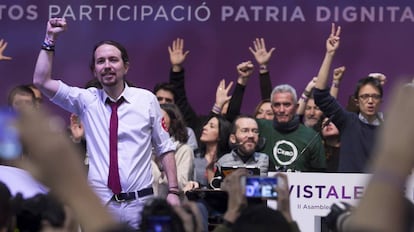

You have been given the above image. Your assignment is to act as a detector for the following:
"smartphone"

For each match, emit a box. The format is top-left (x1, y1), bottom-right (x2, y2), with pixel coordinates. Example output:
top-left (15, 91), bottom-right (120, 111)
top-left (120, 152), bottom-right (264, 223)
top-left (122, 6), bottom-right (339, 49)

top-left (0, 108), bottom-right (21, 160)
top-left (242, 176), bottom-right (277, 199)
top-left (146, 215), bottom-right (172, 232)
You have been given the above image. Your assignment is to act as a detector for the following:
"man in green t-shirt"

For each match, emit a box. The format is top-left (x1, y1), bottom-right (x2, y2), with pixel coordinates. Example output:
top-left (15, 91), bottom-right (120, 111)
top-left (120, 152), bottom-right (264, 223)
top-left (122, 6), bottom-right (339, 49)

top-left (257, 84), bottom-right (326, 172)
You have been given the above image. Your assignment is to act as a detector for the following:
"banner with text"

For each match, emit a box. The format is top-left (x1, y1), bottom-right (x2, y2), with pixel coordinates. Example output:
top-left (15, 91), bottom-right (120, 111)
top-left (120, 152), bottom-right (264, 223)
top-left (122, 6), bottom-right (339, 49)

top-left (1, 0), bottom-right (413, 116)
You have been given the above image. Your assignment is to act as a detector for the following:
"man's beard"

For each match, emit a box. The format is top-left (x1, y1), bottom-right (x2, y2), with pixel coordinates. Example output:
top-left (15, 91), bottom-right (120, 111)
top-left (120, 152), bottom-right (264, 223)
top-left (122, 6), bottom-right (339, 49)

top-left (304, 118), bottom-right (318, 127)
top-left (238, 140), bottom-right (257, 155)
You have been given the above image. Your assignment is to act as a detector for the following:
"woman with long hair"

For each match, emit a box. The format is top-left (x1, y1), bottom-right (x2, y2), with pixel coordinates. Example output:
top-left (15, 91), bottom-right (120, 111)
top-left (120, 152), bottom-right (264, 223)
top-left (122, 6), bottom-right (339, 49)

top-left (152, 104), bottom-right (194, 197)
top-left (190, 115), bottom-right (232, 188)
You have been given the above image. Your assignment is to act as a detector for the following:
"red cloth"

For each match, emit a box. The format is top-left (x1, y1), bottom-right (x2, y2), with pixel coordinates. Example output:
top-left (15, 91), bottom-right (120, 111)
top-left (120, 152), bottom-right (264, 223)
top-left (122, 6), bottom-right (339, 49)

top-left (107, 98), bottom-right (124, 194)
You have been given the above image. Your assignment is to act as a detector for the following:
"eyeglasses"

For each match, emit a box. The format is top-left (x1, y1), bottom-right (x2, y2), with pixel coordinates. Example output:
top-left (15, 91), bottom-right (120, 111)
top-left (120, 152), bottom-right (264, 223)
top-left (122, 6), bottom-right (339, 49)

top-left (358, 94), bottom-right (381, 101)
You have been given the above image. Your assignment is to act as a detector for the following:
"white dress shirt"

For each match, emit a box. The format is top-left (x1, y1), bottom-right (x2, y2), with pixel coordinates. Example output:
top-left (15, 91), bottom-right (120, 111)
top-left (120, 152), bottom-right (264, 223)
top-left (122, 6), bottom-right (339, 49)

top-left (51, 81), bottom-right (175, 203)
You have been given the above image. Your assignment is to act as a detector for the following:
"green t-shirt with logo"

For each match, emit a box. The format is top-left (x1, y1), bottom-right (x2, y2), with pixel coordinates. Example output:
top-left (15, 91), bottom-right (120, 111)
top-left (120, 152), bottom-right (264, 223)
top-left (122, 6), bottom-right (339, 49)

top-left (257, 119), bottom-right (326, 172)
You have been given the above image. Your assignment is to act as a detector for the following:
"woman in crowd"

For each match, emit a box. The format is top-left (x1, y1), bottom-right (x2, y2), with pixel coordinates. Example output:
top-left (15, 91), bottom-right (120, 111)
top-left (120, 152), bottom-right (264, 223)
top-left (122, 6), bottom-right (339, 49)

top-left (152, 103), bottom-right (195, 197)
top-left (253, 99), bottom-right (274, 120)
top-left (186, 115), bottom-right (231, 189)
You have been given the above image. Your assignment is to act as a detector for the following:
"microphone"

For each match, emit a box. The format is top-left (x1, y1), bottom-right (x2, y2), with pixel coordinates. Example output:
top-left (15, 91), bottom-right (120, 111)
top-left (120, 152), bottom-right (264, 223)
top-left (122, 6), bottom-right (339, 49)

top-left (278, 115), bottom-right (334, 172)
top-left (300, 115), bottom-right (334, 155)
top-left (229, 141), bottom-right (247, 150)
top-left (230, 137), bottom-right (265, 151)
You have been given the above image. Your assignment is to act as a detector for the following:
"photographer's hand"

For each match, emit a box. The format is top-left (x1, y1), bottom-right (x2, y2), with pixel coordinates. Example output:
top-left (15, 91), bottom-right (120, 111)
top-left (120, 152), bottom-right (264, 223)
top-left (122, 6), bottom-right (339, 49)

top-left (16, 107), bottom-right (117, 232)
top-left (173, 201), bottom-right (203, 232)
top-left (221, 169), bottom-right (248, 223)
top-left (275, 173), bottom-right (293, 222)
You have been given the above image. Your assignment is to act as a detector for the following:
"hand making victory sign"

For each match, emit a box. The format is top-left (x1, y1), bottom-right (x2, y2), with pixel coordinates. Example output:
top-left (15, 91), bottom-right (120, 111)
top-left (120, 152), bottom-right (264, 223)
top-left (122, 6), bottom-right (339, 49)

top-left (326, 23), bottom-right (341, 55)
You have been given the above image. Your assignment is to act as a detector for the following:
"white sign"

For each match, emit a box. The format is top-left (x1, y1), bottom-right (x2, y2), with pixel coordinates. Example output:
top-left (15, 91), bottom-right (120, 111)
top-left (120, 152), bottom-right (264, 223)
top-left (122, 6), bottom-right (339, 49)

top-left (268, 172), bottom-right (414, 232)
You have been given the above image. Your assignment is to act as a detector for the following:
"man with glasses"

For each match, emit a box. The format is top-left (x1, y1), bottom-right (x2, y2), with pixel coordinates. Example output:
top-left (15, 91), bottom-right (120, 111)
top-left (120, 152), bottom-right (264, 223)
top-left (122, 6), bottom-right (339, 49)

top-left (313, 23), bottom-right (384, 172)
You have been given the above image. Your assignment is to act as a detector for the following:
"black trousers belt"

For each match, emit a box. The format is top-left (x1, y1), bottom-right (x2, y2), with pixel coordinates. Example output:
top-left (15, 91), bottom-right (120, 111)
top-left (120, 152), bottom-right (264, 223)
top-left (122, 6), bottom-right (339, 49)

top-left (111, 187), bottom-right (153, 202)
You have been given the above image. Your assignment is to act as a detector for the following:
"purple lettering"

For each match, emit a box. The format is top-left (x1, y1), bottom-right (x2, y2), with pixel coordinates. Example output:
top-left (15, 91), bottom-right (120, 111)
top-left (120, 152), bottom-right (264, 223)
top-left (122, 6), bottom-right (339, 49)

top-left (315, 185), bottom-right (325, 198)
top-left (341, 186), bottom-right (351, 199)
top-left (289, 185), bottom-right (296, 196)
top-left (326, 186), bottom-right (339, 199)
top-left (354, 186), bottom-right (364, 199)
top-left (303, 185), bottom-right (313, 198)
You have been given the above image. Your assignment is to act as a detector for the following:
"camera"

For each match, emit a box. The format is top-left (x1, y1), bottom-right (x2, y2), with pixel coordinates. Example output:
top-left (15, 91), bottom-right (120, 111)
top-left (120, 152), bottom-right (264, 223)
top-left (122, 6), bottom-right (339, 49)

top-left (241, 176), bottom-right (277, 199)
top-left (323, 202), bottom-right (352, 232)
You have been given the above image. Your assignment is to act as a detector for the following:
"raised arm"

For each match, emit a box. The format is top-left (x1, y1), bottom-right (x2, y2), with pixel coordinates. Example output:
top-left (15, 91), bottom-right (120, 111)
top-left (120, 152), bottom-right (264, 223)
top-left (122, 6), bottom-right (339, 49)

top-left (211, 79), bottom-right (233, 115)
top-left (315, 23), bottom-right (341, 91)
top-left (0, 39), bottom-right (12, 61)
top-left (296, 77), bottom-right (317, 115)
top-left (168, 38), bottom-right (199, 128)
top-left (368, 72), bottom-right (387, 86)
top-left (249, 38), bottom-right (275, 74)
top-left (168, 38), bottom-right (189, 73)
top-left (330, 66), bottom-right (346, 98)
top-left (226, 61), bottom-right (254, 122)
top-left (249, 38), bottom-right (275, 99)
top-left (236, 61), bottom-right (254, 86)
top-left (33, 18), bottom-right (67, 98)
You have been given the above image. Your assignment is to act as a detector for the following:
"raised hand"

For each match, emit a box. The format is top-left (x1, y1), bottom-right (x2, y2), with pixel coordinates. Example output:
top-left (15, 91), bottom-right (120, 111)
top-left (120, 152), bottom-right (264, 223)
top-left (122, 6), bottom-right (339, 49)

top-left (305, 77), bottom-right (318, 92)
top-left (69, 113), bottom-right (84, 143)
top-left (326, 23), bottom-right (341, 54)
top-left (236, 61), bottom-right (254, 85)
top-left (215, 79), bottom-right (233, 108)
top-left (315, 23), bottom-right (342, 90)
top-left (249, 38), bottom-right (275, 66)
top-left (368, 72), bottom-right (387, 86)
top-left (46, 18), bottom-right (68, 40)
top-left (0, 39), bottom-right (12, 61)
top-left (333, 66), bottom-right (346, 82)
top-left (168, 38), bottom-right (190, 70)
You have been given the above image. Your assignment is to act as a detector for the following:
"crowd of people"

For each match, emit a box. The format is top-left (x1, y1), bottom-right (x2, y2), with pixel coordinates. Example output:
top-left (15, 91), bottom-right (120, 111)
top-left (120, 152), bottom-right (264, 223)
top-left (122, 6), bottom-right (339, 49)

top-left (1, 18), bottom-right (413, 232)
